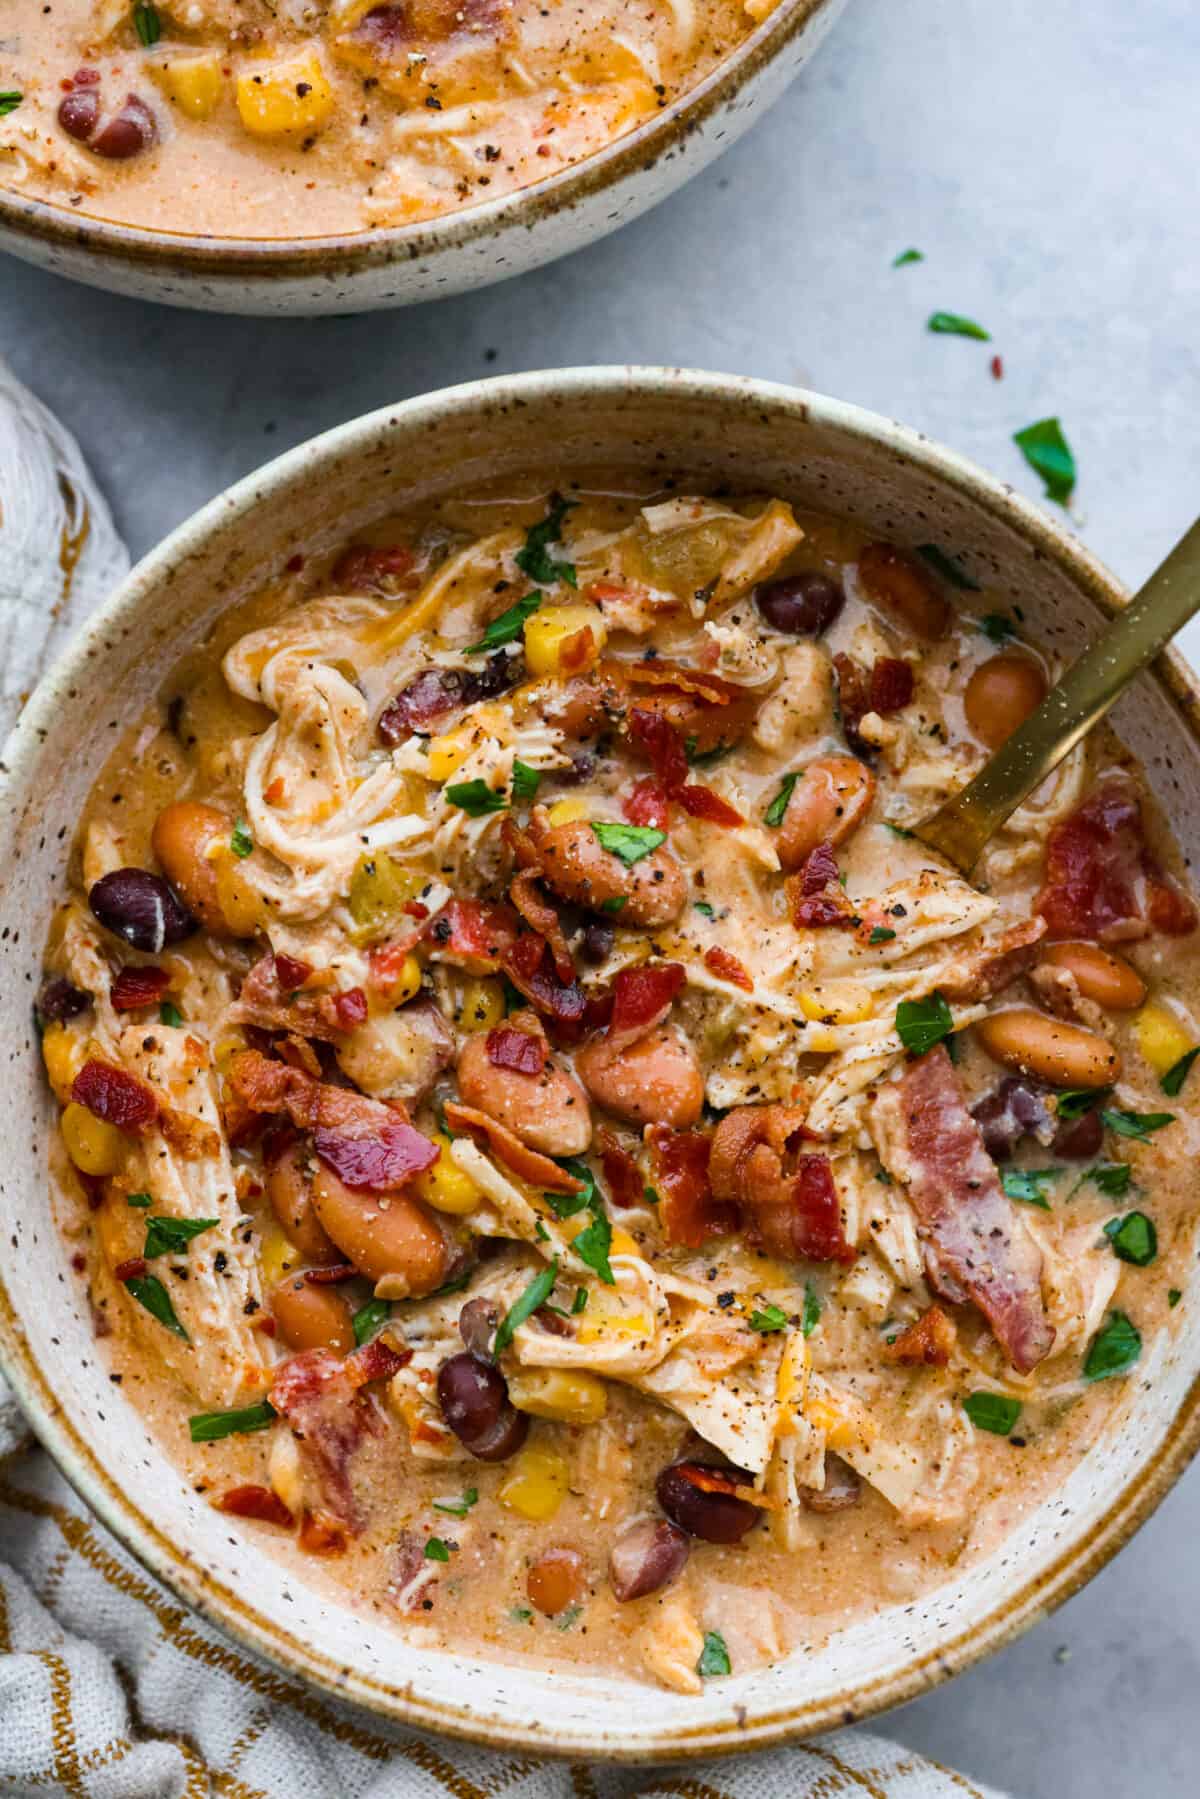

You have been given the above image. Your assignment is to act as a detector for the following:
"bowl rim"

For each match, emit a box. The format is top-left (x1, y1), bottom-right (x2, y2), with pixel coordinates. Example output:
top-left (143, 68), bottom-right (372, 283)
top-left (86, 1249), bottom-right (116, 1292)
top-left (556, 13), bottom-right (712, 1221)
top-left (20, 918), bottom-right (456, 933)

top-left (0, 0), bottom-right (838, 280)
top-left (4, 364), bottom-right (1200, 1760)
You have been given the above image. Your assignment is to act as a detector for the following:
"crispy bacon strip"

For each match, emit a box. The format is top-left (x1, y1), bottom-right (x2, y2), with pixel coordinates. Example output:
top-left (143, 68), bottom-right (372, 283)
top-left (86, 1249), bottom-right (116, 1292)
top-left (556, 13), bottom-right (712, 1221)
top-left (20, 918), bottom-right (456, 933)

top-left (442, 1101), bottom-right (586, 1194)
top-left (486, 1023), bottom-right (548, 1076)
top-left (110, 964), bottom-right (171, 1011)
top-left (510, 869), bottom-right (575, 984)
top-left (787, 842), bottom-right (855, 930)
top-left (703, 947), bottom-right (753, 992)
top-left (614, 660), bottom-right (750, 706)
top-left (269, 1349), bottom-right (381, 1532)
top-left (501, 934), bottom-right (588, 1038)
top-left (709, 1106), bottom-right (854, 1264)
top-left (596, 1127), bottom-right (644, 1209)
top-left (606, 963), bottom-right (686, 1050)
top-left (885, 1304), bottom-right (957, 1366)
top-left (231, 955), bottom-right (344, 1044)
top-left (1036, 778), bottom-right (1197, 943)
top-left (72, 1059), bottom-right (158, 1133)
top-left (871, 1046), bottom-right (1054, 1373)
top-left (227, 1050), bottom-right (438, 1191)
top-left (647, 1124), bottom-right (736, 1248)
top-left (219, 1485), bottom-right (295, 1528)
top-left (429, 897), bottom-right (519, 972)
top-left (938, 916), bottom-right (1047, 1002)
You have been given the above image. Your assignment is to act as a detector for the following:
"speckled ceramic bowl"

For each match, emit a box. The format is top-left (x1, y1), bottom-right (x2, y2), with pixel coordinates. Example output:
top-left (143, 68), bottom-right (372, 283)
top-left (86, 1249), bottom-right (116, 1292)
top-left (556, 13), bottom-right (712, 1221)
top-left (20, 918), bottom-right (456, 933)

top-left (0, 0), bottom-right (845, 316)
top-left (2, 368), bottom-right (1198, 1758)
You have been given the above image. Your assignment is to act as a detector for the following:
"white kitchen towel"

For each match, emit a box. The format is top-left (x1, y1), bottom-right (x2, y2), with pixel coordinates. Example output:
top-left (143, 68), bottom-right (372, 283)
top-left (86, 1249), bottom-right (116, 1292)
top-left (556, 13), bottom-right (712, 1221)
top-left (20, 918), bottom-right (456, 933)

top-left (0, 369), bottom-right (1009, 1799)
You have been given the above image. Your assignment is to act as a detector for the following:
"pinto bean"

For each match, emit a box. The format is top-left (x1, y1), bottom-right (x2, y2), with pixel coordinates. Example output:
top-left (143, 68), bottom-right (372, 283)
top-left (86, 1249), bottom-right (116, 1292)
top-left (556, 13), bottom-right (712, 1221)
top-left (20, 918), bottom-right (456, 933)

top-left (527, 1547), bottom-right (587, 1616)
top-left (609, 1518), bottom-right (690, 1602)
top-left (576, 1025), bottom-right (704, 1129)
top-left (963, 654), bottom-right (1048, 748)
top-left (310, 1164), bottom-right (449, 1292)
top-left (857, 542), bottom-right (950, 639)
top-left (656, 1462), bottom-right (758, 1544)
top-left (457, 1029), bottom-right (591, 1156)
top-left (776, 755), bottom-right (875, 872)
top-left (536, 820), bottom-right (687, 927)
top-left (1037, 942), bottom-right (1146, 1012)
top-left (270, 1275), bottom-right (354, 1355)
top-left (151, 801), bottom-right (250, 937)
top-left (266, 1138), bottom-right (342, 1265)
top-left (975, 1007), bottom-right (1120, 1089)
top-left (437, 1352), bottom-right (529, 1461)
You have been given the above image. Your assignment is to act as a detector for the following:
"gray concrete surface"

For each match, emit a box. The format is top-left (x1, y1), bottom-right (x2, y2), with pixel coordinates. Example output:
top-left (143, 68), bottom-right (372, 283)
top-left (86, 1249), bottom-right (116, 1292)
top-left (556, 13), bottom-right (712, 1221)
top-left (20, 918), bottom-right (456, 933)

top-left (2, 0), bottom-right (1198, 1791)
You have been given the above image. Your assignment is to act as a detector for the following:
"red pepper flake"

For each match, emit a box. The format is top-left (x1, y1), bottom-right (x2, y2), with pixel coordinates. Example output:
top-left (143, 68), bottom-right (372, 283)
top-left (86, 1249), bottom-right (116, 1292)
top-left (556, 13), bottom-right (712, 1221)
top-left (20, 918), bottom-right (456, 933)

top-left (72, 1060), bottom-right (158, 1133)
top-left (403, 900), bottom-right (430, 920)
top-left (303, 1263), bottom-right (357, 1285)
top-left (252, 1314), bottom-right (278, 1336)
top-left (274, 953), bottom-right (312, 992)
top-left (704, 946), bottom-right (754, 991)
top-left (114, 1257), bottom-right (147, 1283)
top-left (558, 625), bottom-right (595, 676)
top-left (111, 964), bottom-right (171, 1012)
top-left (219, 1484), bottom-right (295, 1528)
top-left (990, 354), bottom-right (1004, 381)
top-left (332, 987), bottom-right (368, 1030)
top-left (485, 1024), bottom-right (548, 1075)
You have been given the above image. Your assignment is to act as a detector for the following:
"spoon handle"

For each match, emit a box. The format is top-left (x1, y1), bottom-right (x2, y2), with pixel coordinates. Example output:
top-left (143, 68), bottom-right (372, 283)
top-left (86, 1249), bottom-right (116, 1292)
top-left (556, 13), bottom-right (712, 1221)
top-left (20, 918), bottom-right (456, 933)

top-left (915, 517), bottom-right (1200, 874)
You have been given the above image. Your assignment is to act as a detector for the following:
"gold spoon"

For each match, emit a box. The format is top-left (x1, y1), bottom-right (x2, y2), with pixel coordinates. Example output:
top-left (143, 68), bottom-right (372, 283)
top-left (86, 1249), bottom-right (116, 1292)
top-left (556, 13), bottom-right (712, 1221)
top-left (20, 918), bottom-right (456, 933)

top-left (914, 519), bottom-right (1200, 875)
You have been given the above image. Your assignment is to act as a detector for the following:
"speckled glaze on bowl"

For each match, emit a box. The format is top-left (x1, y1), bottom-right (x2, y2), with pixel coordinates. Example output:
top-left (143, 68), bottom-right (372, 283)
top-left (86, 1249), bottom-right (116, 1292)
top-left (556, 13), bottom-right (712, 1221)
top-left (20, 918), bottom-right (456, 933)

top-left (2, 368), bottom-right (1199, 1759)
top-left (0, 0), bottom-right (845, 316)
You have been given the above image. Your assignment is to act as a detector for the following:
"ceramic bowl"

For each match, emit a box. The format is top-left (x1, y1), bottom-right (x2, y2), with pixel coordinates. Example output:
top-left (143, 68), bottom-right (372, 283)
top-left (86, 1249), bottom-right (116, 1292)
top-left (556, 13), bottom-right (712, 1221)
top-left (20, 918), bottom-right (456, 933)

top-left (2, 368), bottom-right (1198, 1758)
top-left (0, 0), bottom-right (845, 316)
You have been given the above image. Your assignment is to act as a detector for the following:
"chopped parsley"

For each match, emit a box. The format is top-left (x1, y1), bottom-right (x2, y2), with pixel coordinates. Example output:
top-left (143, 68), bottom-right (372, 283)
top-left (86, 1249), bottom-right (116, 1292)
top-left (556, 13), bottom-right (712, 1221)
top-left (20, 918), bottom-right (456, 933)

top-left (697, 1631), bottom-right (732, 1677)
top-left (432, 1488), bottom-right (478, 1517)
top-left (492, 1259), bottom-right (559, 1354)
top-left (511, 760), bottom-right (541, 803)
top-left (1169, 1289), bottom-right (1182, 1308)
top-left (124, 1273), bottom-right (188, 1340)
top-left (230, 818), bottom-right (254, 859)
top-left (895, 990), bottom-right (954, 1056)
top-left (686, 738), bottom-right (732, 767)
top-left (159, 1000), bottom-right (183, 1028)
top-left (1014, 417), bottom-right (1076, 506)
top-left (189, 1400), bottom-right (276, 1443)
top-left (883, 822), bottom-right (915, 839)
top-left (125, 1191), bottom-right (153, 1208)
top-left (556, 1603), bottom-right (583, 1631)
top-left (1087, 1163), bottom-right (1133, 1199)
top-left (868, 926), bottom-right (896, 944)
top-left (143, 1215), bottom-right (219, 1259)
top-left (1001, 1168), bottom-right (1057, 1209)
top-left (1055, 1087), bottom-right (1111, 1121)
top-left (801, 1284), bottom-right (821, 1337)
top-left (917, 544), bottom-right (981, 591)
top-left (892, 247), bottom-right (924, 267)
top-left (352, 1297), bottom-right (391, 1347)
top-left (132, 2), bottom-right (161, 46)
top-left (465, 591), bottom-right (542, 654)
top-left (1161, 1046), bottom-right (1200, 1098)
top-left (509, 1606), bottom-right (534, 1624)
top-left (978, 612), bottom-right (1018, 644)
top-left (963, 1391), bottom-right (1022, 1435)
top-left (445, 779), bottom-right (508, 817)
top-left (928, 311), bottom-right (991, 341)
top-left (600, 895), bottom-right (628, 914)
top-left (545, 1158), bottom-right (595, 1218)
top-left (1083, 1310), bottom-right (1142, 1381)
top-left (0, 93), bottom-right (23, 116)
top-left (571, 1286), bottom-right (589, 1315)
top-left (764, 772), bottom-right (799, 828)
top-left (694, 901), bottom-right (716, 920)
top-left (590, 822), bottom-right (665, 865)
top-left (1100, 1107), bottom-right (1175, 1142)
top-left (424, 1537), bottom-right (452, 1562)
top-left (573, 1193), bottom-right (615, 1286)
top-left (515, 494), bottom-right (577, 588)
top-left (1103, 1211), bottom-right (1157, 1267)
top-left (748, 1304), bottom-right (789, 1334)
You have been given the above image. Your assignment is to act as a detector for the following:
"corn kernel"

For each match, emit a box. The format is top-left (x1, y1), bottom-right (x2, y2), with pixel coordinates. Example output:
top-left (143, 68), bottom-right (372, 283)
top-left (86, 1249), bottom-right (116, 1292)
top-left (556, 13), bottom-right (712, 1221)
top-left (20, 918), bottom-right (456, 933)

top-left (42, 1023), bottom-right (84, 1103)
top-left (609, 1226), bottom-right (638, 1258)
top-left (457, 977), bottom-right (504, 1033)
top-left (371, 953), bottom-right (423, 1010)
top-left (577, 1291), bottom-right (649, 1344)
top-left (412, 1136), bottom-right (481, 1216)
top-left (523, 604), bottom-right (607, 678)
top-left (236, 47), bottom-right (334, 140)
top-left (799, 981), bottom-right (874, 1025)
top-left (546, 797), bottom-right (591, 828)
top-left (348, 854), bottom-right (425, 943)
top-left (508, 1368), bottom-right (608, 1425)
top-left (805, 1389), bottom-right (876, 1453)
top-left (427, 729), bottom-right (475, 783)
top-left (498, 1444), bottom-right (569, 1519)
top-left (151, 52), bottom-right (224, 120)
top-left (259, 1223), bottom-right (301, 1289)
top-left (1134, 1000), bottom-right (1195, 1078)
top-left (61, 1101), bottom-right (125, 1177)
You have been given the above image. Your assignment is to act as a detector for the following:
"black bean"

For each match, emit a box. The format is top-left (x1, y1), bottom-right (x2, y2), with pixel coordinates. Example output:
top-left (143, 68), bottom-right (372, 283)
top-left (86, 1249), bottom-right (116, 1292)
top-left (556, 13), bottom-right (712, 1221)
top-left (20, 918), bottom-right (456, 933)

top-left (89, 868), bottom-right (195, 953)
top-left (655, 1460), bottom-right (758, 1544)
top-left (436, 1351), bottom-right (528, 1462)
top-left (609, 1518), bottom-right (690, 1602)
top-left (755, 572), bottom-right (845, 636)
top-left (36, 977), bottom-right (91, 1026)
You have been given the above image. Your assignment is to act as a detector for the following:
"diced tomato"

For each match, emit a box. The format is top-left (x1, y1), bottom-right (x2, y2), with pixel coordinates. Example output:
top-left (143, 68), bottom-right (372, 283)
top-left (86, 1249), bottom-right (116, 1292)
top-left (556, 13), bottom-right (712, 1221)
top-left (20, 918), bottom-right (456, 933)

top-left (110, 965), bottom-right (170, 1011)
top-left (704, 947), bottom-right (753, 991)
top-left (432, 897), bottom-right (519, 972)
top-left (72, 1060), bottom-right (158, 1133)
top-left (219, 1485), bottom-right (294, 1528)
top-left (647, 1124), bottom-right (738, 1248)
top-left (486, 1025), bottom-right (548, 1075)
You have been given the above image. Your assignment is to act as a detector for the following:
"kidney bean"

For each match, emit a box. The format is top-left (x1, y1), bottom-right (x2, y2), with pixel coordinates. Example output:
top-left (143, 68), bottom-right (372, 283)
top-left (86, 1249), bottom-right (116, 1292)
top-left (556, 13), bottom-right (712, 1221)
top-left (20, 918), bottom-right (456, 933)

top-left (755, 572), bottom-right (845, 636)
top-left (58, 87), bottom-right (100, 140)
top-left (527, 1547), bottom-right (586, 1616)
top-left (1052, 1105), bottom-right (1104, 1160)
top-left (800, 1452), bottom-right (861, 1514)
top-left (88, 868), bottom-right (195, 953)
top-left (971, 1076), bottom-right (1054, 1162)
top-left (36, 976), bottom-right (91, 1026)
top-left (92, 95), bottom-right (157, 159)
top-left (608, 1518), bottom-right (690, 1602)
top-left (436, 1352), bottom-right (528, 1462)
top-left (458, 1296), bottom-right (499, 1361)
top-left (655, 1461), bottom-right (758, 1544)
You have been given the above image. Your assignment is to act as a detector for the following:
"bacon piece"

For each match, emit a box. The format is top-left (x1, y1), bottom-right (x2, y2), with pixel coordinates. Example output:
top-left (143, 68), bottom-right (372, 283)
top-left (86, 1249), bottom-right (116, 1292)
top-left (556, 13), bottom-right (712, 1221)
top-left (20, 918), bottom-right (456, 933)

top-left (430, 896), bottom-right (519, 972)
top-left (709, 1106), bottom-right (853, 1264)
top-left (442, 1101), bottom-right (586, 1194)
top-left (938, 916), bottom-right (1047, 1002)
top-left (628, 706), bottom-right (689, 792)
top-left (617, 661), bottom-right (749, 706)
top-left (333, 987), bottom-right (368, 1031)
top-left (299, 1510), bottom-right (350, 1556)
top-left (596, 1127), bottom-right (644, 1209)
top-left (331, 542), bottom-right (415, 593)
top-left (786, 841), bottom-right (855, 929)
top-left (219, 1485), bottom-right (295, 1529)
top-left (1036, 778), bottom-right (1197, 943)
top-left (703, 947), bottom-right (753, 992)
top-left (230, 955), bottom-right (343, 1044)
top-left (885, 1304), bottom-right (957, 1366)
top-left (274, 953), bottom-right (312, 992)
top-left (114, 1256), bottom-right (147, 1283)
top-left (72, 1059), bottom-right (158, 1133)
top-left (269, 1349), bottom-right (380, 1532)
top-left (606, 963), bottom-right (686, 1049)
top-left (276, 1034), bottom-right (322, 1079)
top-left (647, 1124), bottom-right (737, 1247)
top-left (510, 869), bottom-right (575, 984)
top-left (623, 778), bottom-right (671, 831)
top-left (871, 1045), bottom-right (1055, 1373)
top-left (312, 1124), bottom-right (438, 1192)
top-left (676, 785), bottom-right (743, 827)
top-left (486, 1024), bottom-right (548, 1076)
top-left (501, 934), bottom-right (588, 1038)
top-left (111, 965), bottom-right (170, 1011)
top-left (834, 653), bottom-right (914, 750)
top-left (346, 1336), bottom-right (411, 1387)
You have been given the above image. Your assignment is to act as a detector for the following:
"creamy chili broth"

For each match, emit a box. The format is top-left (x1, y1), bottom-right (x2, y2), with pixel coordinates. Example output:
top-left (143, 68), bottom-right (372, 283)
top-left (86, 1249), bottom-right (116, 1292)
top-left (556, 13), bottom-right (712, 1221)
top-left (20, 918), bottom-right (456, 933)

top-left (1, 0), bottom-right (764, 236)
top-left (40, 482), bottom-right (1200, 1692)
